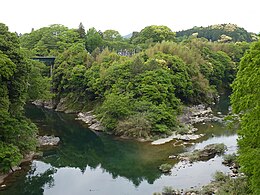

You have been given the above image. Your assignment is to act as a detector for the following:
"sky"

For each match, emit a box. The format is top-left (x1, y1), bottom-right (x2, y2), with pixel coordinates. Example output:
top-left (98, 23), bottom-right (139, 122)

top-left (1, 0), bottom-right (259, 35)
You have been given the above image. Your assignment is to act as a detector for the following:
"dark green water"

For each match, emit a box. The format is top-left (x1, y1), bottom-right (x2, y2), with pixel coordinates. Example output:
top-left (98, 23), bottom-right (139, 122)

top-left (0, 100), bottom-right (237, 195)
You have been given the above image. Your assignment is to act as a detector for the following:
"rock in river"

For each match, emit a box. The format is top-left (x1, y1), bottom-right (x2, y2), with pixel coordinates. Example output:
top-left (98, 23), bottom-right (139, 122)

top-left (178, 143), bottom-right (227, 162)
top-left (38, 135), bottom-right (60, 146)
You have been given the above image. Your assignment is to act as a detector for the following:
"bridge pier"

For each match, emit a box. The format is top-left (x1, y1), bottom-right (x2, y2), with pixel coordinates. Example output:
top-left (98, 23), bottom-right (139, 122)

top-left (32, 57), bottom-right (56, 77)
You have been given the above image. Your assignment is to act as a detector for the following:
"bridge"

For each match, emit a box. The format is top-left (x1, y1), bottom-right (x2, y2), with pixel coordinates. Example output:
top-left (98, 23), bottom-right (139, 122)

top-left (32, 57), bottom-right (56, 76)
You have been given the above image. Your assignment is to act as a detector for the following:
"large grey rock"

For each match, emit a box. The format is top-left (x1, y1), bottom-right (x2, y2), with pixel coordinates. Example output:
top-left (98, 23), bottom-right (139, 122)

top-left (32, 100), bottom-right (55, 109)
top-left (38, 135), bottom-right (60, 146)
top-left (77, 112), bottom-right (104, 131)
top-left (151, 133), bottom-right (204, 145)
top-left (178, 143), bottom-right (227, 162)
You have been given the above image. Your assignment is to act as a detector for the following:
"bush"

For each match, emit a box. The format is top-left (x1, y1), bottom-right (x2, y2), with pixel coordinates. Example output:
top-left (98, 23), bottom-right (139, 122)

top-left (162, 186), bottom-right (178, 195)
top-left (216, 176), bottom-right (251, 195)
top-left (115, 113), bottom-right (152, 138)
top-left (214, 171), bottom-right (229, 182)
top-left (201, 172), bottom-right (250, 195)
top-left (159, 163), bottom-right (172, 173)
top-left (0, 142), bottom-right (22, 173)
top-left (223, 153), bottom-right (237, 166)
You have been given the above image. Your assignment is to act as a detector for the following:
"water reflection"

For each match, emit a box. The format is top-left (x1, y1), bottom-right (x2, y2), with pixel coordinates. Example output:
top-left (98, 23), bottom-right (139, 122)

top-left (0, 103), bottom-right (237, 195)
top-left (24, 104), bottom-right (175, 186)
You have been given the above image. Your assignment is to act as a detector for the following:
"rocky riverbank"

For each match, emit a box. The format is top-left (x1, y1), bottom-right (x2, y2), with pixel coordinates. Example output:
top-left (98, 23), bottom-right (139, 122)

top-left (76, 111), bottom-right (104, 131)
top-left (0, 152), bottom-right (37, 186)
top-left (0, 135), bottom-right (60, 186)
top-left (32, 99), bottom-right (55, 110)
top-left (32, 99), bottom-right (104, 132)
top-left (32, 98), bottom-right (78, 114)
top-left (32, 100), bottom-right (225, 145)
top-left (152, 104), bottom-right (225, 145)
top-left (179, 104), bottom-right (224, 125)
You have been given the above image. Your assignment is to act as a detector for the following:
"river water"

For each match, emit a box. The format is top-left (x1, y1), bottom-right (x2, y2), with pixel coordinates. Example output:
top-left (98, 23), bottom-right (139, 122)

top-left (0, 97), bottom-right (237, 195)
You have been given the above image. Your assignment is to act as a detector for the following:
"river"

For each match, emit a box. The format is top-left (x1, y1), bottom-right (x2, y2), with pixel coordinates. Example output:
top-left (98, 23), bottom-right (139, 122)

top-left (0, 97), bottom-right (237, 195)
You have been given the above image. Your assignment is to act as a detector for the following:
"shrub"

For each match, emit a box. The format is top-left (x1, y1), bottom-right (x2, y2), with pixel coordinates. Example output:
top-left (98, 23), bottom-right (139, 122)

top-left (223, 153), bottom-right (237, 166)
top-left (159, 163), bottom-right (172, 173)
top-left (214, 171), bottom-right (229, 182)
top-left (0, 142), bottom-right (22, 173)
top-left (162, 186), bottom-right (178, 195)
top-left (115, 113), bottom-right (152, 138)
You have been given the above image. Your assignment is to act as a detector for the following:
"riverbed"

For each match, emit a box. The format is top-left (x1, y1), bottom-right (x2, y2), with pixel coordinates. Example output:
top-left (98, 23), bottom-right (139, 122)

top-left (0, 99), bottom-right (237, 195)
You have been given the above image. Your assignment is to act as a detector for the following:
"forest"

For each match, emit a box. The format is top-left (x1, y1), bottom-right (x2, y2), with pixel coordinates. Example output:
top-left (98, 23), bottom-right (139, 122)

top-left (0, 22), bottom-right (259, 193)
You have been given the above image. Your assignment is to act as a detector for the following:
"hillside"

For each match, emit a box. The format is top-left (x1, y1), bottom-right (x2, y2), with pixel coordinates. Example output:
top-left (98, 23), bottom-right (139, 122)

top-left (176, 23), bottom-right (258, 42)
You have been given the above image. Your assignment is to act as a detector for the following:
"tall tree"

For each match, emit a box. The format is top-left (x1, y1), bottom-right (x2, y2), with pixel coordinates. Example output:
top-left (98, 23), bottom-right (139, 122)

top-left (85, 27), bottom-right (103, 53)
top-left (77, 22), bottom-right (86, 39)
top-left (231, 40), bottom-right (260, 194)
top-left (131, 25), bottom-right (175, 44)
top-left (0, 23), bottom-right (37, 172)
top-left (103, 30), bottom-right (122, 41)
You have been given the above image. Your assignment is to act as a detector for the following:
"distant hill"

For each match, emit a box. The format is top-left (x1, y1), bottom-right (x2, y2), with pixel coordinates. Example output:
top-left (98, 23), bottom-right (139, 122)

top-left (123, 33), bottom-right (132, 39)
top-left (176, 24), bottom-right (258, 42)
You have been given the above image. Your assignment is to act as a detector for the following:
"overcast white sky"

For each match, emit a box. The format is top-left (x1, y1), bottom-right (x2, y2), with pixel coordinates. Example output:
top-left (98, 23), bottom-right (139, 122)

top-left (1, 0), bottom-right (259, 35)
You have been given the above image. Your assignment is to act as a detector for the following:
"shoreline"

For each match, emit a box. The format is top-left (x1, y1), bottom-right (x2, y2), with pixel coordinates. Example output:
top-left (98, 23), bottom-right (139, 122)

top-left (151, 104), bottom-right (225, 145)
top-left (34, 102), bottom-right (225, 145)
top-left (0, 135), bottom-right (60, 186)
top-left (0, 152), bottom-right (35, 186)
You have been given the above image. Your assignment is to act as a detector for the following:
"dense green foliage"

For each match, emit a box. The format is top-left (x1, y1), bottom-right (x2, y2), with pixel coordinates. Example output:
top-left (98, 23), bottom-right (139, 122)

top-left (27, 60), bottom-right (53, 101)
top-left (1, 21), bottom-right (254, 187)
top-left (0, 23), bottom-right (38, 172)
top-left (131, 25), bottom-right (175, 45)
top-left (231, 40), bottom-right (260, 194)
top-left (201, 171), bottom-right (250, 195)
top-left (176, 23), bottom-right (257, 43)
top-left (15, 23), bottom-right (249, 139)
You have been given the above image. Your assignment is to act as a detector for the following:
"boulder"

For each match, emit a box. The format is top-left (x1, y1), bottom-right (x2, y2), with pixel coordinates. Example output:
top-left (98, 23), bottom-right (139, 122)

top-left (38, 135), bottom-right (60, 146)
top-left (77, 112), bottom-right (104, 131)
top-left (178, 143), bottom-right (227, 162)
top-left (178, 104), bottom-right (226, 126)
top-left (32, 100), bottom-right (55, 109)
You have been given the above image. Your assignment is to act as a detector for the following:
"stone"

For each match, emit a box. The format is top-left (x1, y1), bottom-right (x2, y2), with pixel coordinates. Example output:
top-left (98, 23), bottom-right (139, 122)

top-left (151, 132), bottom-right (204, 145)
top-left (76, 112), bottom-right (104, 131)
top-left (32, 100), bottom-right (55, 109)
top-left (38, 135), bottom-right (60, 146)
top-left (178, 143), bottom-right (227, 162)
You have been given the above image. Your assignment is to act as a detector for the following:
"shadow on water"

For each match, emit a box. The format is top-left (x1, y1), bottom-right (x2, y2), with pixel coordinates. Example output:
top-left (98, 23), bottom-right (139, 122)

top-left (24, 104), bottom-right (172, 185)
top-left (1, 104), bottom-right (180, 195)
top-left (1, 99), bottom-right (238, 195)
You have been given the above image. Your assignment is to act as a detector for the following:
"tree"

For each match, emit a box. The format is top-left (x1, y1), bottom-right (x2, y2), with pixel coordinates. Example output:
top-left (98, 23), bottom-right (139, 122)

top-left (27, 60), bottom-right (53, 101)
top-left (77, 22), bottom-right (86, 38)
top-left (176, 24), bottom-right (253, 42)
top-left (19, 24), bottom-right (77, 56)
top-left (0, 23), bottom-right (38, 172)
top-left (103, 30), bottom-right (122, 41)
top-left (231, 40), bottom-right (260, 194)
top-left (85, 27), bottom-right (103, 53)
top-left (131, 25), bottom-right (175, 45)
